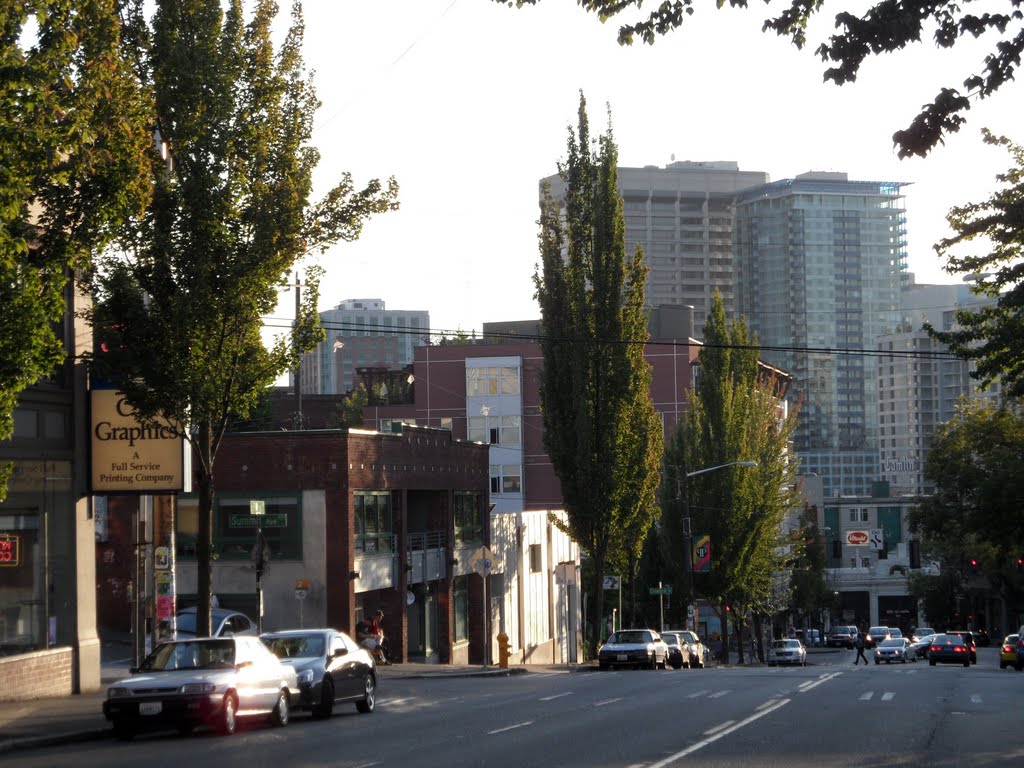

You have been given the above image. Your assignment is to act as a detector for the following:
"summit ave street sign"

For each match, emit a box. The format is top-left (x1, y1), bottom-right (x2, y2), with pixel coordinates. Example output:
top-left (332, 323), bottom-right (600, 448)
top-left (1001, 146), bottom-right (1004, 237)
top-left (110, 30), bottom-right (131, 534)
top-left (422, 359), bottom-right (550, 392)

top-left (648, 586), bottom-right (673, 596)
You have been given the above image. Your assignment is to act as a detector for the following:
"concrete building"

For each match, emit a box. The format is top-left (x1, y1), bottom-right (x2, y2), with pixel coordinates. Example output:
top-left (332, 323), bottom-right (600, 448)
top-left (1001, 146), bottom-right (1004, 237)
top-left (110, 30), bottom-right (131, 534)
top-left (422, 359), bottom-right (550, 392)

top-left (734, 172), bottom-right (908, 497)
top-left (542, 161), bottom-right (770, 339)
top-left (302, 299), bottom-right (429, 395)
top-left (0, 283), bottom-right (99, 697)
top-left (877, 278), bottom-right (1002, 495)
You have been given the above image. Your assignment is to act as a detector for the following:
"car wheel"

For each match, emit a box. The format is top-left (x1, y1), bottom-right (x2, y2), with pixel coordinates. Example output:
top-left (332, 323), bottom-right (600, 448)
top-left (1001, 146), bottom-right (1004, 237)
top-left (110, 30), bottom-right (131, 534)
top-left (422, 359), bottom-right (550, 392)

top-left (112, 718), bottom-right (135, 741)
top-left (355, 673), bottom-right (375, 714)
top-left (218, 692), bottom-right (238, 735)
top-left (270, 688), bottom-right (289, 727)
top-left (930, 660), bottom-right (936, 666)
top-left (312, 678), bottom-right (334, 719)
top-left (963, 660), bottom-right (970, 668)
top-left (599, 662), bottom-right (610, 670)
top-left (1000, 661), bottom-right (1006, 669)
top-left (875, 660), bottom-right (879, 665)
top-left (177, 722), bottom-right (194, 736)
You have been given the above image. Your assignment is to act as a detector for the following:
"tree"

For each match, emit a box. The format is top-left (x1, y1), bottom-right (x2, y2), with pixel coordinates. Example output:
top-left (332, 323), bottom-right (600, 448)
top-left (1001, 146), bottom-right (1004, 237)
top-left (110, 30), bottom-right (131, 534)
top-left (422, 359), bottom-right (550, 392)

top-left (534, 94), bottom-right (663, 656)
top-left (0, 0), bottom-right (151, 501)
top-left (88, 0), bottom-right (398, 636)
top-left (925, 131), bottom-right (1024, 399)
top-left (500, 0), bottom-right (1022, 158)
top-left (909, 398), bottom-right (1024, 621)
top-left (334, 385), bottom-right (368, 428)
top-left (660, 293), bottom-right (799, 663)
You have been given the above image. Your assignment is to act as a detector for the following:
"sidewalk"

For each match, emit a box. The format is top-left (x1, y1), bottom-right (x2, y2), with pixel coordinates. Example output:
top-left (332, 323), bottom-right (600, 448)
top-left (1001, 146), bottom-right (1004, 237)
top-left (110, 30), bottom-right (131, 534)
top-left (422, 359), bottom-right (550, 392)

top-left (0, 658), bottom-right (560, 754)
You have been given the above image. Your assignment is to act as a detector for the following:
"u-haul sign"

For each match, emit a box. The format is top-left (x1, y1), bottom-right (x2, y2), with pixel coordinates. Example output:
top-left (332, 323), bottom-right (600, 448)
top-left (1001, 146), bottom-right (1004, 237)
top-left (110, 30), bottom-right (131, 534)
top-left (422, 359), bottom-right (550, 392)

top-left (846, 530), bottom-right (870, 546)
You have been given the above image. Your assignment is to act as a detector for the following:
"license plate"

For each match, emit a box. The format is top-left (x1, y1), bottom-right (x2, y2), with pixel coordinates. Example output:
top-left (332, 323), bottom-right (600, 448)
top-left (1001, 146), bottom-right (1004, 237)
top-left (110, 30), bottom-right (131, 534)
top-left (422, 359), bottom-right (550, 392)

top-left (617, 654), bottom-right (628, 661)
top-left (139, 702), bottom-right (162, 716)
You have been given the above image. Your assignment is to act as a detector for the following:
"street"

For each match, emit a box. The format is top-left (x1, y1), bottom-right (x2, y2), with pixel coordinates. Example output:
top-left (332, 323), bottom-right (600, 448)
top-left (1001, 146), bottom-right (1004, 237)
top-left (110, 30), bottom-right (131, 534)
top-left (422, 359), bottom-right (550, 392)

top-left (8, 648), bottom-right (1020, 768)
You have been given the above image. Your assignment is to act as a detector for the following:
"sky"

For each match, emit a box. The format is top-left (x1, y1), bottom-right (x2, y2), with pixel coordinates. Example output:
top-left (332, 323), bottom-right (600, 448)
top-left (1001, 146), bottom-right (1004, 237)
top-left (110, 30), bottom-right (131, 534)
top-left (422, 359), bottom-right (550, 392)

top-left (273, 0), bottom-right (1022, 337)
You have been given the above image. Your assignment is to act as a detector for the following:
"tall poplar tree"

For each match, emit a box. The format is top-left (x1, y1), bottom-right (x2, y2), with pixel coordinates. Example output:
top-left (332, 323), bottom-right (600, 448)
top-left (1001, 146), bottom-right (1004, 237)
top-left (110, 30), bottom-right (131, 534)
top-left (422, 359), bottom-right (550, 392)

top-left (535, 95), bottom-right (663, 655)
top-left (660, 294), bottom-right (799, 663)
top-left (0, 0), bottom-right (151, 500)
top-left (88, 0), bottom-right (398, 636)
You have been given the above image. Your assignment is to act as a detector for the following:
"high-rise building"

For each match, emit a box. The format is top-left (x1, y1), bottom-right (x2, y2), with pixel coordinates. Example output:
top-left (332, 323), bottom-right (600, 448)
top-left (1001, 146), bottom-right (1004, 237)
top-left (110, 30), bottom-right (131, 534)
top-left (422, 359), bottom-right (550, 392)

top-left (306, 299), bottom-right (429, 394)
top-left (877, 278), bottom-right (1001, 495)
top-left (734, 172), bottom-right (908, 496)
top-left (542, 161), bottom-right (769, 338)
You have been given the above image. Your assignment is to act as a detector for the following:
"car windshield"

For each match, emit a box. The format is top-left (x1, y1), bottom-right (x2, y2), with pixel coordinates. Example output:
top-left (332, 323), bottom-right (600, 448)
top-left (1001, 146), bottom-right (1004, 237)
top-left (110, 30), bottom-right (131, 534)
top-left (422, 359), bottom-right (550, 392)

top-left (661, 634), bottom-right (681, 645)
top-left (174, 612), bottom-right (197, 634)
top-left (879, 639), bottom-right (903, 647)
top-left (868, 627), bottom-right (887, 635)
top-left (141, 640), bottom-right (235, 671)
top-left (772, 640), bottom-right (798, 649)
top-left (610, 631), bottom-right (648, 644)
top-left (264, 635), bottom-right (325, 658)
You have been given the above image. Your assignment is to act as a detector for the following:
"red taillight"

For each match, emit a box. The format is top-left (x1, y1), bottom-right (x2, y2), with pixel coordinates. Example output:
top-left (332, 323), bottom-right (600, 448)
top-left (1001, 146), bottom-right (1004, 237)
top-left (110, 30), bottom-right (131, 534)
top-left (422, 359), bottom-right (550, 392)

top-left (954, 645), bottom-right (966, 652)
top-left (930, 646), bottom-right (940, 652)
top-left (1003, 644), bottom-right (1012, 653)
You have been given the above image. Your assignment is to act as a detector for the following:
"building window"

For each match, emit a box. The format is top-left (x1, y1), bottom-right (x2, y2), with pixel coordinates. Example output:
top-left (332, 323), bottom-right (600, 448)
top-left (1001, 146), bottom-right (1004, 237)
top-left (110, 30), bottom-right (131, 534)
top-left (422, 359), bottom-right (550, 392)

top-left (354, 491), bottom-right (394, 554)
top-left (490, 465), bottom-right (522, 495)
top-left (453, 576), bottom-right (469, 642)
top-left (467, 365), bottom-right (520, 396)
top-left (454, 492), bottom-right (483, 545)
top-left (848, 508), bottom-right (869, 522)
top-left (468, 415), bottom-right (521, 445)
top-left (529, 544), bottom-right (542, 573)
top-left (176, 494), bottom-right (303, 560)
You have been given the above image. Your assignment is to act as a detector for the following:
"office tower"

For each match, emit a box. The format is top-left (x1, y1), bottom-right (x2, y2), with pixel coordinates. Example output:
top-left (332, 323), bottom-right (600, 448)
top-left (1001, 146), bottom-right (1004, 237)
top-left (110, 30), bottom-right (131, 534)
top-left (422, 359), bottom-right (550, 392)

top-left (308, 299), bottom-right (429, 394)
top-left (877, 278), bottom-right (1001, 495)
top-left (734, 172), bottom-right (908, 496)
top-left (542, 161), bottom-right (769, 339)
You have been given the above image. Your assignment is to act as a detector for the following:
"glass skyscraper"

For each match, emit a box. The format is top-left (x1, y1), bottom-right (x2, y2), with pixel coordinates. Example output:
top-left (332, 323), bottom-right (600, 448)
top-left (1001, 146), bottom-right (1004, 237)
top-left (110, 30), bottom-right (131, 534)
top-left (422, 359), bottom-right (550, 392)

top-left (733, 172), bottom-right (908, 496)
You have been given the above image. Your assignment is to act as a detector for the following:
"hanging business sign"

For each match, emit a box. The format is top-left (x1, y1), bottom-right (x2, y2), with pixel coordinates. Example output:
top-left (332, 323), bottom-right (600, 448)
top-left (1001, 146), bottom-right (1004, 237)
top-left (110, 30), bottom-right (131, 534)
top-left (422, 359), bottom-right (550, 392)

top-left (692, 535), bottom-right (711, 573)
top-left (846, 530), bottom-right (870, 547)
top-left (90, 389), bottom-right (185, 492)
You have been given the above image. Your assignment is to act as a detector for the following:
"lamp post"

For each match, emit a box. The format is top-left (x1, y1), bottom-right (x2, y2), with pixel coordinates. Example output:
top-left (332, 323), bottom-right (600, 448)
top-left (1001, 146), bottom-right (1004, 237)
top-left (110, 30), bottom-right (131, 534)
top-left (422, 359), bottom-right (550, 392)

top-left (681, 461), bottom-right (757, 631)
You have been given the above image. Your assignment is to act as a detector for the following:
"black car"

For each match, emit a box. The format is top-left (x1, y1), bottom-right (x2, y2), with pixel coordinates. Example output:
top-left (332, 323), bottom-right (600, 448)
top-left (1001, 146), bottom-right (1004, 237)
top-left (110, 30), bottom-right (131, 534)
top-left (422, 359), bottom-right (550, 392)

top-left (928, 634), bottom-right (971, 667)
top-left (261, 629), bottom-right (376, 718)
top-left (945, 630), bottom-right (977, 664)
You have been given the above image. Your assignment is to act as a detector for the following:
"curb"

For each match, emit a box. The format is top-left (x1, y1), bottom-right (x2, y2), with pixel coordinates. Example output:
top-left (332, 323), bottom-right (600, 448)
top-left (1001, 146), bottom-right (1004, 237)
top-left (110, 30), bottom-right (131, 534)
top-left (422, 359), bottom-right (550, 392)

top-left (0, 728), bottom-right (111, 754)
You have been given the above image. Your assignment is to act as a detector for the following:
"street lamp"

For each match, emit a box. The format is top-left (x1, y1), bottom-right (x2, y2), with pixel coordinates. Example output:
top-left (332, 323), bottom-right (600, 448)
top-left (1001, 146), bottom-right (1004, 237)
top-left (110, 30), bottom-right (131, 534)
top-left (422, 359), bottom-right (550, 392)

top-left (681, 461), bottom-right (757, 631)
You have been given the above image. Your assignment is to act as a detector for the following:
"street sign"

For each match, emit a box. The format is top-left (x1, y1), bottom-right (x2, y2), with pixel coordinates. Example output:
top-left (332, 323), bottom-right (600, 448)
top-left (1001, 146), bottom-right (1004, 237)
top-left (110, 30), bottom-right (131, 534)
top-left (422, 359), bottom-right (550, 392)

top-left (471, 546), bottom-right (494, 577)
top-left (648, 586), bottom-right (673, 595)
top-left (687, 604), bottom-right (695, 617)
top-left (603, 575), bottom-right (621, 590)
top-left (249, 500), bottom-right (265, 515)
top-left (294, 589), bottom-right (307, 600)
top-left (870, 529), bottom-right (884, 550)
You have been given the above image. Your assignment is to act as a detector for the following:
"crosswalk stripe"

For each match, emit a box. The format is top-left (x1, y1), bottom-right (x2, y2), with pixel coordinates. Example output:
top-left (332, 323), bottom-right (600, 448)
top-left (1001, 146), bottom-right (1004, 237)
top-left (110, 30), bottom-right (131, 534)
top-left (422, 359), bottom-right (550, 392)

top-left (881, 692), bottom-right (895, 701)
top-left (859, 692), bottom-right (874, 701)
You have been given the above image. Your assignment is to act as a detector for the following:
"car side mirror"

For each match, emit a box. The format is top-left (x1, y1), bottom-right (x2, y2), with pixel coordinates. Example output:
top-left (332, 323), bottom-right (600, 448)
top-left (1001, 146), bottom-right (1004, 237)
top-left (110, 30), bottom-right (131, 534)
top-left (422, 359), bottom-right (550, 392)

top-left (333, 647), bottom-right (348, 658)
top-left (129, 666), bottom-right (139, 674)
top-left (236, 660), bottom-right (253, 670)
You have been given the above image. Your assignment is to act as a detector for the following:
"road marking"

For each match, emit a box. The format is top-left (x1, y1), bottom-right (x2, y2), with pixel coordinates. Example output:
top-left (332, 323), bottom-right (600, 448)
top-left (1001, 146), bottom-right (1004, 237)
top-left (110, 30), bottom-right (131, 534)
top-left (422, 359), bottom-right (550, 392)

top-left (859, 692), bottom-right (874, 701)
top-left (709, 690), bottom-right (730, 699)
top-left (703, 720), bottom-right (736, 736)
top-left (970, 694), bottom-right (982, 704)
top-left (647, 698), bottom-right (791, 766)
top-left (686, 690), bottom-right (710, 698)
top-left (377, 697), bottom-right (414, 706)
top-left (800, 671), bottom-right (843, 692)
top-left (488, 721), bottom-right (534, 735)
top-left (757, 698), bottom-right (783, 711)
top-left (881, 692), bottom-right (895, 701)
top-left (595, 697), bottom-right (622, 707)
top-left (352, 762), bottom-right (382, 768)
top-left (539, 692), bottom-right (572, 701)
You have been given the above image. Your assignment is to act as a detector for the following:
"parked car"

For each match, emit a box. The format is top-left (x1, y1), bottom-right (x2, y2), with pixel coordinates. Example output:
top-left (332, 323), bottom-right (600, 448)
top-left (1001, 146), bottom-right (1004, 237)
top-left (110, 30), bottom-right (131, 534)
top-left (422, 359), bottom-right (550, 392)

top-left (598, 629), bottom-right (668, 670)
top-left (874, 637), bottom-right (911, 664)
top-left (827, 626), bottom-right (857, 648)
top-left (675, 630), bottom-right (707, 668)
top-left (261, 629), bottom-right (376, 717)
top-left (803, 629), bottom-right (822, 647)
top-left (172, 607), bottom-right (257, 639)
top-left (908, 634), bottom-right (936, 660)
top-left (928, 633), bottom-right (971, 667)
top-left (659, 632), bottom-right (689, 670)
top-left (103, 636), bottom-right (296, 740)
top-left (1016, 626), bottom-right (1024, 670)
top-left (910, 627), bottom-right (936, 643)
top-left (999, 633), bottom-right (1019, 670)
top-left (945, 630), bottom-right (977, 664)
top-left (972, 629), bottom-right (991, 647)
top-left (766, 638), bottom-right (807, 666)
top-left (866, 626), bottom-right (891, 648)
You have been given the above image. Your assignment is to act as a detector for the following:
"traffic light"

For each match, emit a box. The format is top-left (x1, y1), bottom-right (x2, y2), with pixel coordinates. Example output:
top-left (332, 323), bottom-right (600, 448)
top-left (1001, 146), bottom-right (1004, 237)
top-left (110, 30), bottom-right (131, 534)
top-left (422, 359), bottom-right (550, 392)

top-left (968, 558), bottom-right (979, 574)
top-left (1016, 557), bottom-right (1023, 574)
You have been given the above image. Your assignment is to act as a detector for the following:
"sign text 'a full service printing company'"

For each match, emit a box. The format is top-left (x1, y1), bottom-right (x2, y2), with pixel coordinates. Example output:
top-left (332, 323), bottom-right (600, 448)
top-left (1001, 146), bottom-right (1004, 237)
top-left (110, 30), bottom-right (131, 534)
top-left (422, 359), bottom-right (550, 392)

top-left (90, 389), bottom-right (185, 493)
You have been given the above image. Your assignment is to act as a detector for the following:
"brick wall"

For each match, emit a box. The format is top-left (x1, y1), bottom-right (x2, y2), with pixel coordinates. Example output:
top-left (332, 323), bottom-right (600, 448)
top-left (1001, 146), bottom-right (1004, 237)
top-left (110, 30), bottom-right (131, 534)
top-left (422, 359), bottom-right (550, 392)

top-left (0, 647), bottom-right (74, 701)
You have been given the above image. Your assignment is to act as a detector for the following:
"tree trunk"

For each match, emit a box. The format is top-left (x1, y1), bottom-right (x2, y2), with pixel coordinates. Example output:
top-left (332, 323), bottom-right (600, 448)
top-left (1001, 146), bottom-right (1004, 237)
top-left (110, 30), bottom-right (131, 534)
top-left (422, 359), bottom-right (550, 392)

top-left (195, 420), bottom-right (214, 638)
top-left (590, 557), bottom-right (606, 659)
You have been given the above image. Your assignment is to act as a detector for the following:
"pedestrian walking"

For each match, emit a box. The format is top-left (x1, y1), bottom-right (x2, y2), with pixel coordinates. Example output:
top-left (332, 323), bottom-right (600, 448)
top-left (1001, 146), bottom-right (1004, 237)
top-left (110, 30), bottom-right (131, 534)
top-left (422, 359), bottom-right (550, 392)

top-left (853, 631), bottom-right (868, 665)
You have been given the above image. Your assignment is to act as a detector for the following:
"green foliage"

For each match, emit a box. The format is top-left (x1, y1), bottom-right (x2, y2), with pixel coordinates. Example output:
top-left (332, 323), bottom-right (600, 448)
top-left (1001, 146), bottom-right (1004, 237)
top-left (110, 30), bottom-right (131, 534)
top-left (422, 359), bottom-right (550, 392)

top-left (334, 385), bottom-right (368, 428)
top-left (0, 0), bottom-right (151, 500)
top-left (925, 131), bottom-right (1024, 398)
top-left (534, 94), bottom-right (663, 654)
top-left (87, 0), bottom-right (398, 634)
top-left (659, 293), bottom-right (799, 661)
top-left (909, 398), bottom-right (1024, 618)
top-left (500, 0), bottom-right (1022, 158)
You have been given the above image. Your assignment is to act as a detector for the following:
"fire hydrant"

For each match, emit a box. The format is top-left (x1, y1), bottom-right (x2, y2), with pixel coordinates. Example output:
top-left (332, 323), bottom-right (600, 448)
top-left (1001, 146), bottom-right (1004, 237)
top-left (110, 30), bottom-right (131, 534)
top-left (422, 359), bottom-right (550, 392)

top-left (497, 632), bottom-right (512, 669)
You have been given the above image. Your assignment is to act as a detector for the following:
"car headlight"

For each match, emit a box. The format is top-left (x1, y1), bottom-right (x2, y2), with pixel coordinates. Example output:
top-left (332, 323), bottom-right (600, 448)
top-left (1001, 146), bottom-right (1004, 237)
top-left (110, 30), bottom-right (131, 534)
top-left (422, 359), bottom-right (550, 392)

top-left (296, 669), bottom-right (314, 685)
top-left (179, 682), bottom-right (216, 695)
top-left (107, 687), bottom-right (132, 699)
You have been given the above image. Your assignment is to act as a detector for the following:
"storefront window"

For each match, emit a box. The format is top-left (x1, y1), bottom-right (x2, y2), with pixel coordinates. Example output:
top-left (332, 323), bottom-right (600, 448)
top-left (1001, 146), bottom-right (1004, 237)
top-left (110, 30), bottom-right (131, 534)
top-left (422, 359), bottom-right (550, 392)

top-left (354, 491), bottom-right (394, 554)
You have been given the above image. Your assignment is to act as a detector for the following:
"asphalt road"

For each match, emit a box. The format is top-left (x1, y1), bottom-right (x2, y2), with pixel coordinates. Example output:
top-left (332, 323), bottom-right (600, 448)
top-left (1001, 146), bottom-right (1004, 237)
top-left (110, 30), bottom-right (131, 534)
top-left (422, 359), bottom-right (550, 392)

top-left (10, 648), bottom-right (1020, 768)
